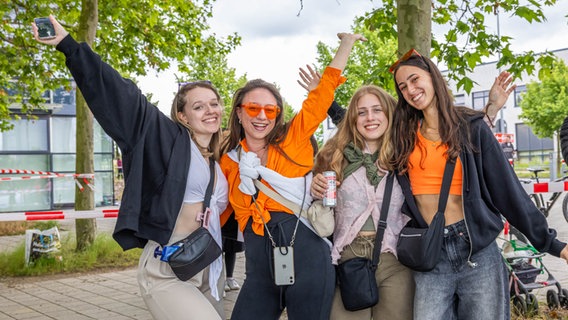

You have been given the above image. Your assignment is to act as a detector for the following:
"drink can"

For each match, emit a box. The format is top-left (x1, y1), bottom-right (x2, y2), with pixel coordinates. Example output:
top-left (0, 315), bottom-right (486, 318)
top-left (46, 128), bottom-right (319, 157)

top-left (322, 171), bottom-right (336, 207)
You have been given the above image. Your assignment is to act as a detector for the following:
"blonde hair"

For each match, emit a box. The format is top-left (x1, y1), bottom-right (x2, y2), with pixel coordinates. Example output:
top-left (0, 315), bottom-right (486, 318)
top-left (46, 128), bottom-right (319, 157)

top-left (313, 85), bottom-right (397, 181)
top-left (170, 81), bottom-right (223, 161)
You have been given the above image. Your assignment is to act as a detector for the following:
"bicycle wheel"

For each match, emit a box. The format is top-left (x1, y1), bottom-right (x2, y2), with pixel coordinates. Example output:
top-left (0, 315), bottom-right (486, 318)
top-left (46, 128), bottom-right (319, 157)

top-left (530, 194), bottom-right (547, 217)
top-left (560, 115), bottom-right (568, 164)
top-left (563, 194), bottom-right (568, 223)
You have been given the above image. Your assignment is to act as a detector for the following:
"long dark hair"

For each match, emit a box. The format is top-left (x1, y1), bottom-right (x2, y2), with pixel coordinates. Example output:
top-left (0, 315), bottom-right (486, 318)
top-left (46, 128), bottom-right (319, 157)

top-left (390, 54), bottom-right (478, 173)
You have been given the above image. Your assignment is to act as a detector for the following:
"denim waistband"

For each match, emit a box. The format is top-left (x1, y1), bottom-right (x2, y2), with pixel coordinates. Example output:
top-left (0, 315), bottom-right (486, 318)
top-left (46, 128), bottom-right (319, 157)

top-left (443, 219), bottom-right (468, 237)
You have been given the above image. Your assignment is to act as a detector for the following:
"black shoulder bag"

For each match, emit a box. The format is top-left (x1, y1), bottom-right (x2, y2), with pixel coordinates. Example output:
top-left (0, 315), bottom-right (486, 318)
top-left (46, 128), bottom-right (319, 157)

top-left (396, 160), bottom-right (456, 272)
top-left (336, 173), bottom-right (394, 311)
top-left (154, 158), bottom-right (223, 281)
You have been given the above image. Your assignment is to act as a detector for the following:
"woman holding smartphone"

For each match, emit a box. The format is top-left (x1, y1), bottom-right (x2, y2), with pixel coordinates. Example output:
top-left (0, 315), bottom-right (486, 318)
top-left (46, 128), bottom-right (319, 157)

top-left (33, 16), bottom-right (229, 319)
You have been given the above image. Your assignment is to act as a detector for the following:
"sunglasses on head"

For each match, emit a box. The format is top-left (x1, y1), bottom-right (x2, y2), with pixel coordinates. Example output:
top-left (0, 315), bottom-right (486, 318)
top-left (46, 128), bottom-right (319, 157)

top-left (388, 49), bottom-right (422, 74)
top-left (241, 102), bottom-right (281, 120)
top-left (178, 80), bottom-right (212, 90)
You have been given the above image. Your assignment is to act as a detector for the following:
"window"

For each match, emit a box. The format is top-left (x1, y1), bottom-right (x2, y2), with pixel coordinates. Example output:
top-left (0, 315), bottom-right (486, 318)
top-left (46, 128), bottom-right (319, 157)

top-left (454, 94), bottom-right (465, 106)
top-left (0, 118), bottom-right (48, 151)
top-left (52, 87), bottom-right (75, 105)
top-left (51, 117), bottom-right (76, 153)
top-left (472, 91), bottom-right (490, 110)
top-left (0, 154), bottom-right (51, 212)
top-left (515, 85), bottom-right (527, 108)
top-left (94, 121), bottom-right (113, 153)
top-left (515, 123), bottom-right (553, 162)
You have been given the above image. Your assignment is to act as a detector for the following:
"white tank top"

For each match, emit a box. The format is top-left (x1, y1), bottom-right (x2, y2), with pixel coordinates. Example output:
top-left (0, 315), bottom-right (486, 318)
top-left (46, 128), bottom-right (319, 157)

top-left (182, 140), bottom-right (228, 212)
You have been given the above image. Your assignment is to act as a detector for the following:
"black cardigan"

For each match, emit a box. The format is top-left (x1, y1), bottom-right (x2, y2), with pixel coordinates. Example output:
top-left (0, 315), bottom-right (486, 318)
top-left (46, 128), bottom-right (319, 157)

top-left (57, 35), bottom-right (191, 250)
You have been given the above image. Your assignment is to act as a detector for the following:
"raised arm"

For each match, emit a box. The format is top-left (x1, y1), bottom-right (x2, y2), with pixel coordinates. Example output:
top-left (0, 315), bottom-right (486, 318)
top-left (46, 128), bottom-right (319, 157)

top-left (329, 33), bottom-right (366, 72)
top-left (297, 65), bottom-right (346, 125)
top-left (483, 71), bottom-right (516, 128)
top-left (32, 16), bottom-right (171, 152)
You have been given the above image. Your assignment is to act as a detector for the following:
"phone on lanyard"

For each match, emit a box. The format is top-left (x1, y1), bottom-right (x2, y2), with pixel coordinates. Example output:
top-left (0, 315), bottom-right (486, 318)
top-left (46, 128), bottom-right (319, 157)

top-left (273, 246), bottom-right (295, 285)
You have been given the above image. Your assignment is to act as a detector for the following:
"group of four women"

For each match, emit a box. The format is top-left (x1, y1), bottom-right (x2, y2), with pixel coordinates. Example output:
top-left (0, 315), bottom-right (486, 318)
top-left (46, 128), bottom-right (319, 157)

top-left (34, 16), bottom-right (568, 320)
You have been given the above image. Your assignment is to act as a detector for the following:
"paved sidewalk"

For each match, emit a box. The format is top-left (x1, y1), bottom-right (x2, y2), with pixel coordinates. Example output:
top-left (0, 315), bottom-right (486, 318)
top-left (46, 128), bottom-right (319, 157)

top-left (0, 214), bottom-right (246, 320)
top-left (1, 203), bottom-right (567, 319)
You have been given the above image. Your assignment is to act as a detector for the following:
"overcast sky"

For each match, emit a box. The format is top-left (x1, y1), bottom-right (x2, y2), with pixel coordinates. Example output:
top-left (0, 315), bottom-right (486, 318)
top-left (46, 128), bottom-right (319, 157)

top-left (138, 0), bottom-right (568, 115)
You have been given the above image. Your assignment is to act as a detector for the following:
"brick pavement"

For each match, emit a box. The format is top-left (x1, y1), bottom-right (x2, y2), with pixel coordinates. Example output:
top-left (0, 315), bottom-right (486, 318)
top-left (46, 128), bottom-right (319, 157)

top-left (0, 203), bottom-right (567, 319)
top-left (0, 215), bottom-right (246, 320)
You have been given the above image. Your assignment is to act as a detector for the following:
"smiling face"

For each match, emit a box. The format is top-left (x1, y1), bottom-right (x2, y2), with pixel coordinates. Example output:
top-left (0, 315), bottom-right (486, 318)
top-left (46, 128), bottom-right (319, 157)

top-left (177, 87), bottom-right (222, 144)
top-left (355, 93), bottom-right (388, 153)
top-left (236, 87), bottom-right (278, 145)
top-left (395, 64), bottom-right (436, 112)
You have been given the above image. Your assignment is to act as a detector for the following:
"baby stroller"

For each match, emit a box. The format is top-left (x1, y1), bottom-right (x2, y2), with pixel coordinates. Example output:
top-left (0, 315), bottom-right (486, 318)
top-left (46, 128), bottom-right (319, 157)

top-left (501, 221), bottom-right (568, 316)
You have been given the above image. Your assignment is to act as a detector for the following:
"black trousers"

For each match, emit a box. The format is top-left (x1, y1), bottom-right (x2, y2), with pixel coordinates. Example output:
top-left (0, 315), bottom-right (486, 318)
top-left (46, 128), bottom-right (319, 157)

top-left (230, 211), bottom-right (335, 320)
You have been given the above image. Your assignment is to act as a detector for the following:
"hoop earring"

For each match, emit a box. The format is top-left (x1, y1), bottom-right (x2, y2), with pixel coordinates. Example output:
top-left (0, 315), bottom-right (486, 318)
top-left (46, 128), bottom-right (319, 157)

top-left (238, 118), bottom-right (242, 124)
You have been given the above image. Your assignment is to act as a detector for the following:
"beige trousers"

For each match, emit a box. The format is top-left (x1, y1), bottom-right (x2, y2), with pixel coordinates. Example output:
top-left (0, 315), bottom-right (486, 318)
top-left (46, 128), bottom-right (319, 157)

top-left (331, 236), bottom-right (415, 320)
top-left (137, 240), bottom-right (225, 320)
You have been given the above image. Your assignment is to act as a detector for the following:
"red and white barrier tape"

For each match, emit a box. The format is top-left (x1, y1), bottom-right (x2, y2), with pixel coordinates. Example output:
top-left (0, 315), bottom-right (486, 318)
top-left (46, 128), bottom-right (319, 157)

top-left (1, 169), bottom-right (61, 175)
top-left (0, 169), bottom-right (95, 191)
top-left (521, 180), bottom-right (568, 194)
top-left (0, 209), bottom-right (119, 222)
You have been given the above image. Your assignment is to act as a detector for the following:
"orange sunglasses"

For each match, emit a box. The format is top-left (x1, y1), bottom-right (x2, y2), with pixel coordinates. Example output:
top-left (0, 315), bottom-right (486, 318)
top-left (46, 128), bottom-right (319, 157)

top-left (241, 102), bottom-right (281, 120)
top-left (389, 49), bottom-right (422, 74)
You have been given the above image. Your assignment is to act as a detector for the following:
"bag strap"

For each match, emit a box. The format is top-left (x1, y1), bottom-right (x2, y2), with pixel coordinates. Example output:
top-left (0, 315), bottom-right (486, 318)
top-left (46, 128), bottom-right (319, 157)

top-left (371, 173), bottom-right (394, 266)
top-left (251, 177), bottom-right (307, 248)
top-left (253, 180), bottom-right (304, 215)
top-left (200, 158), bottom-right (216, 227)
top-left (437, 160), bottom-right (456, 215)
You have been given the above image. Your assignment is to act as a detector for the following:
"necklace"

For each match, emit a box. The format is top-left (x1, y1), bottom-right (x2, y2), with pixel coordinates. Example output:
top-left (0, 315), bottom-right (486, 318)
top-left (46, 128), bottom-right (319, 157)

top-left (420, 127), bottom-right (441, 147)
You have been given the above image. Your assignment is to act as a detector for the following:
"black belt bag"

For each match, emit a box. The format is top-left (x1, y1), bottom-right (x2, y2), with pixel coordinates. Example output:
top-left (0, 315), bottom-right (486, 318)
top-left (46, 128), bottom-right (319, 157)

top-left (396, 160), bottom-right (455, 272)
top-left (336, 173), bottom-right (394, 311)
top-left (154, 157), bottom-right (221, 281)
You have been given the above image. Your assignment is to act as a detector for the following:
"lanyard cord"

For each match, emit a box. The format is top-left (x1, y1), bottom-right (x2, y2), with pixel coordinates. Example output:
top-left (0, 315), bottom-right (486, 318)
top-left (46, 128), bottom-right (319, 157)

top-left (251, 175), bottom-right (307, 248)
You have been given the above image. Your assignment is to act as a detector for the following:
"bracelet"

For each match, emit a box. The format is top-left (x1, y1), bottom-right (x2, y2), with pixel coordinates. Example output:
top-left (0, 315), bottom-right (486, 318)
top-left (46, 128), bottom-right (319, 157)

top-left (484, 101), bottom-right (496, 128)
top-left (485, 112), bottom-right (495, 128)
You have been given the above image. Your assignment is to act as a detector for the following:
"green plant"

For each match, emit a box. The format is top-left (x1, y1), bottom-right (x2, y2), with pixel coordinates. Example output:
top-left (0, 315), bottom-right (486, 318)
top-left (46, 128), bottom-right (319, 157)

top-left (31, 221), bottom-right (61, 231)
top-left (0, 233), bottom-right (140, 277)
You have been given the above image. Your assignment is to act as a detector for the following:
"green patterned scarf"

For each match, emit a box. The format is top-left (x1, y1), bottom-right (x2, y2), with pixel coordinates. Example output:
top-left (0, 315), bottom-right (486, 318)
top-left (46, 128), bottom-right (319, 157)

top-left (343, 142), bottom-right (381, 188)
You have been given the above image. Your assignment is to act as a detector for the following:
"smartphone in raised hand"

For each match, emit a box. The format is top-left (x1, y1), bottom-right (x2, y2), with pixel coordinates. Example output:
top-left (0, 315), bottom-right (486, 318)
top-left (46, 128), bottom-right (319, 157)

top-left (34, 17), bottom-right (56, 39)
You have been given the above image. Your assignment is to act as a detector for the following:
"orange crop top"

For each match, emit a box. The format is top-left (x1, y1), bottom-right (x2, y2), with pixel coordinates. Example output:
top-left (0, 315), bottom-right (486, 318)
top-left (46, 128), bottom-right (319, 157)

top-left (408, 129), bottom-right (463, 195)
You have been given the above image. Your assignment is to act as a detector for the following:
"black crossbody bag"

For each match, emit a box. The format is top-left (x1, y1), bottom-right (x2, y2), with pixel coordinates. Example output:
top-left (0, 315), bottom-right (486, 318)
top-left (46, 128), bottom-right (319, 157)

top-left (154, 158), bottom-right (222, 281)
top-left (396, 160), bottom-right (455, 272)
top-left (336, 173), bottom-right (394, 311)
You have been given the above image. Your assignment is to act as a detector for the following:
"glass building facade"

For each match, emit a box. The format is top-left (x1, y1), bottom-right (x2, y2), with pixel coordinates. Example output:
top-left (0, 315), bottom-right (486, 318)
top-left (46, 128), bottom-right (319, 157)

top-left (0, 84), bottom-right (115, 212)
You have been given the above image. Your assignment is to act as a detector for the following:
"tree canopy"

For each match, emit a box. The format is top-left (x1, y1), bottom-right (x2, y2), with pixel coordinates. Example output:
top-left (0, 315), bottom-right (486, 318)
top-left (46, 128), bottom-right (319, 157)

top-left (363, 0), bottom-right (561, 93)
top-left (519, 58), bottom-right (568, 138)
top-left (1, 0), bottom-right (240, 131)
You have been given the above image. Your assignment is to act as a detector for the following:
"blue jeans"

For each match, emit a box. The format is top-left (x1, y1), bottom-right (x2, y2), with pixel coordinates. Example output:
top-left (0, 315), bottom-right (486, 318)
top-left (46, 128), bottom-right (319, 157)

top-left (413, 220), bottom-right (509, 320)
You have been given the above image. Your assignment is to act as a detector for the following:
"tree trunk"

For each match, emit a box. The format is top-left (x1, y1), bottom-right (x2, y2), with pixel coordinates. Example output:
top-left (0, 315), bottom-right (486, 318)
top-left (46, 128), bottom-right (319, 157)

top-left (74, 0), bottom-right (99, 252)
top-left (396, 0), bottom-right (432, 57)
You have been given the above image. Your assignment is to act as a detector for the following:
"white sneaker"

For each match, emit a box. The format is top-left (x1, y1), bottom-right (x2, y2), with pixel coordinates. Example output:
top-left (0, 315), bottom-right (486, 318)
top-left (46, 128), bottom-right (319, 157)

top-left (226, 278), bottom-right (240, 291)
top-left (224, 281), bottom-right (231, 292)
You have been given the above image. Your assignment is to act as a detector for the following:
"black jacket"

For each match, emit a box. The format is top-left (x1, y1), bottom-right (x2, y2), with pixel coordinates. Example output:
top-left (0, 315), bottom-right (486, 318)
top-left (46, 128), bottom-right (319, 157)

top-left (57, 35), bottom-right (191, 250)
top-left (399, 113), bottom-right (566, 258)
top-left (328, 102), bottom-right (566, 257)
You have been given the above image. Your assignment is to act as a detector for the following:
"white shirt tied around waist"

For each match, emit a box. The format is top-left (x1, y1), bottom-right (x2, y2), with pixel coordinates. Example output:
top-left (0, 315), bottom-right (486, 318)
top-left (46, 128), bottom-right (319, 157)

top-left (228, 149), bottom-right (331, 247)
top-left (179, 139), bottom-right (228, 301)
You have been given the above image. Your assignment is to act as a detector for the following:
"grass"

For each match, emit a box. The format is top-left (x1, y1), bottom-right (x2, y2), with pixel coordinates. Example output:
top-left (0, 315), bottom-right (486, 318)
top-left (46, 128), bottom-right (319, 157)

top-left (0, 233), bottom-right (141, 277)
top-left (512, 307), bottom-right (568, 319)
top-left (0, 220), bottom-right (60, 236)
